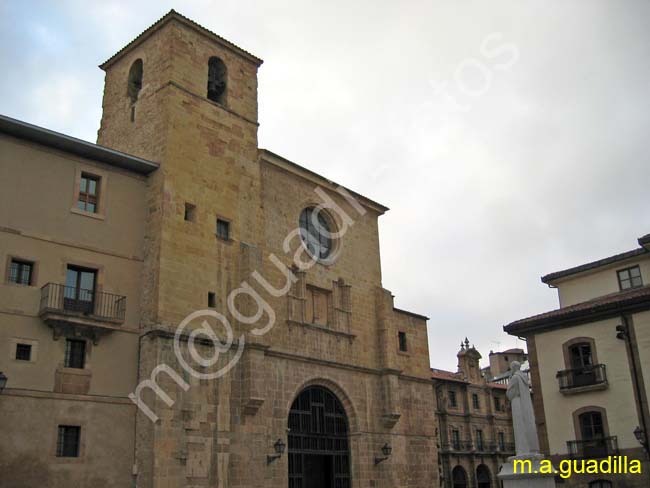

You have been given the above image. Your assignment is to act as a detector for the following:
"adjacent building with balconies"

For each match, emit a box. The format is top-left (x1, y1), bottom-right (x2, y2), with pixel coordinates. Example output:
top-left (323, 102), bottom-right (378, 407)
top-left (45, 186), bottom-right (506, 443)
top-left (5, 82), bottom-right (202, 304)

top-left (0, 114), bottom-right (157, 484)
top-left (432, 339), bottom-right (515, 488)
top-left (504, 234), bottom-right (650, 488)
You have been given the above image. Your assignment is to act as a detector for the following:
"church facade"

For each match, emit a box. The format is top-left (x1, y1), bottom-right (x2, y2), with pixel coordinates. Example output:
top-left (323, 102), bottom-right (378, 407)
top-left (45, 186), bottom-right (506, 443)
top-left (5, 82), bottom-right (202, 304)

top-left (0, 10), bottom-right (438, 488)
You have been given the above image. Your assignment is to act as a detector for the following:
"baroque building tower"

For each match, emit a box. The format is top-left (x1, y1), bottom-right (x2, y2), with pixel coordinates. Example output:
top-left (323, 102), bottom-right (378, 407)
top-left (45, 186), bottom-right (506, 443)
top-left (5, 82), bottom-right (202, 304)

top-left (432, 340), bottom-right (515, 488)
top-left (95, 10), bottom-right (437, 488)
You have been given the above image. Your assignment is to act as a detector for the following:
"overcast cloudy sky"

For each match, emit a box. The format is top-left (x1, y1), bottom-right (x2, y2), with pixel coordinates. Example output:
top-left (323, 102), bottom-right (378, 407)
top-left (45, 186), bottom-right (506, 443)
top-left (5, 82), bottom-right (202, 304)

top-left (2, 1), bottom-right (649, 370)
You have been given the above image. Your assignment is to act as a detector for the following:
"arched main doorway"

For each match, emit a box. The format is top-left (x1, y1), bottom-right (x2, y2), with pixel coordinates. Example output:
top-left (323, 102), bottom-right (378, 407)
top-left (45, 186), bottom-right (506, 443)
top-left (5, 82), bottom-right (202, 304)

top-left (477, 464), bottom-right (492, 488)
top-left (452, 465), bottom-right (467, 488)
top-left (288, 386), bottom-right (350, 488)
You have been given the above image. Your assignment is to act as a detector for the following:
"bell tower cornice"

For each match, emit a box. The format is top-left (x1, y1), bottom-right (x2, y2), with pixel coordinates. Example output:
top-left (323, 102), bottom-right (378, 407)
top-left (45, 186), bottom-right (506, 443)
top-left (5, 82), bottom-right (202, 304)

top-left (99, 9), bottom-right (263, 71)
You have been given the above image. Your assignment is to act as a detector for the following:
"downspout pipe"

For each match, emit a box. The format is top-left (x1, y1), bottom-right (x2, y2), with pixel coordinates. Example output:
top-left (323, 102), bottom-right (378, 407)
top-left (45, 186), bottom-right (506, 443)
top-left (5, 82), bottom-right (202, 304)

top-left (621, 315), bottom-right (650, 459)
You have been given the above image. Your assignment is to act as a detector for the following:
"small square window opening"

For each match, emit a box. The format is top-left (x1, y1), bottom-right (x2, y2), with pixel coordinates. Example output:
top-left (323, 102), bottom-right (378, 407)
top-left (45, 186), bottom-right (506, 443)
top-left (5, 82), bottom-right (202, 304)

top-left (15, 343), bottom-right (32, 361)
top-left (9, 259), bottom-right (34, 285)
top-left (208, 292), bottom-right (216, 308)
top-left (617, 265), bottom-right (643, 290)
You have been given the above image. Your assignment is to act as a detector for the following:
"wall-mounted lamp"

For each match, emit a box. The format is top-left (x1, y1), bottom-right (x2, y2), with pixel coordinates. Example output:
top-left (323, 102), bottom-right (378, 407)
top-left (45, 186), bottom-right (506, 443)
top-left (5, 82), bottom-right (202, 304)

top-left (634, 426), bottom-right (648, 450)
top-left (267, 438), bottom-right (286, 464)
top-left (374, 443), bottom-right (392, 465)
top-left (616, 324), bottom-right (628, 341)
top-left (0, 372), bottom-right (7, 394)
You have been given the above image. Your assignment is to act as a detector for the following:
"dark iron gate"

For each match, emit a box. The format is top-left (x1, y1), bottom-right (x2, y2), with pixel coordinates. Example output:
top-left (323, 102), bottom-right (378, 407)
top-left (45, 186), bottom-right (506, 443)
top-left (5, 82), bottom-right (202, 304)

top-left (288, 386), bottom-right (350, 488)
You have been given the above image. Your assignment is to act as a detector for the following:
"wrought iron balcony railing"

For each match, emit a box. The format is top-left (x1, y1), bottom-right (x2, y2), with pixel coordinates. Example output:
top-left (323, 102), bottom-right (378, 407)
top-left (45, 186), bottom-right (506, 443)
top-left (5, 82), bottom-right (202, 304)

top-left (441, 439), bottom-right (515, 455)
top-left (39, 283), bottom-right (126, 323)
top-left (441, 440), bottom-right (473, 452)
top-left (497, 442), bottom-right (516, 454)
top-left (567, 436), bottom-right (618, 459)
top-left (474, 441), bottom-right (492, 452)
top-left (557, 364), bottom-right (607, 391)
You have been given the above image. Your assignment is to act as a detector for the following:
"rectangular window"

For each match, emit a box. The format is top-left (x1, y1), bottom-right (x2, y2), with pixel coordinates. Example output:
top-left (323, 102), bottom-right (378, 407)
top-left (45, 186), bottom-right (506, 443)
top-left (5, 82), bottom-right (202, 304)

top-left (451, 429), bottom-right (460, 449)
top-left (579, 411), bottom-right (604, 440)
top-left (208, 292), bottom-right (216, 308)
top-left (77, 173), bottom-right (100, 213)
top-left (15, 343), bottom-right (32, 361)
top-left (617, 265), bottom-right (643, 290)
top-left (65, 339), bottom-right (86, 369)
top-left (56, 425), bottom-right (81, 457)
top-left (448, 390), bottom-right (457, 408)
top-left (476, 429), bottom-right (484, 450)
top-left (306, 286), bottom-right (330, 326)
top-left (184, 202), bottom-right (196, 222)
top-left (569, 343), bottom-right (593, 369)
top-left (9, 259), bottom-right (33, 285)
top-left (498, 431), bottom-right (505, 450)
top-left (472, 393), bottom-right (480, 409)
top-left (216, 218), bottom-right (230, 240)
top-left (494, 397), bottom-right (502, 412)
top-left (398, 331), bottom-right (408, 352)
top-left (64, 266), bottom-right (96, 314)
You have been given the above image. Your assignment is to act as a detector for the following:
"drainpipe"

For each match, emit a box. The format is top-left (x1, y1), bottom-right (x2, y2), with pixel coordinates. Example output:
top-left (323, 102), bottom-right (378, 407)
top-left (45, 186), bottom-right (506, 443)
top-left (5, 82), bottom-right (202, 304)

top-left (618, 315), bottom-right (650, 460)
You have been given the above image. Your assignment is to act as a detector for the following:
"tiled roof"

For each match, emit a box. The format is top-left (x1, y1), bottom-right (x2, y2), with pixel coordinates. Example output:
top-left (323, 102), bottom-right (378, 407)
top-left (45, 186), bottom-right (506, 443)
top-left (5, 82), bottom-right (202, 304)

top-left (430, 369), bottom-right (509, 390)
top-left (430, 369), bottom-right (466, 383)
top-left (100, 9), bottom-right (263, 70)
top-left (541, 246), bottom-right (647, 284)
top-left (504, 285), bottom-right (650, 335)
top-left (0, 114), bottom-right (158, 175)
top-left (393, 307), bottom-right (429, 321)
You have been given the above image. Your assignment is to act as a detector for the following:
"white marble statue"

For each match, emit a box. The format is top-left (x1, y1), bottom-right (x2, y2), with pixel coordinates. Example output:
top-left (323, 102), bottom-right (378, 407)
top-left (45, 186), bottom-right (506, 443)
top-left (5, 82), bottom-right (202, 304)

top-left (506, 361), bottom-right (540, 457)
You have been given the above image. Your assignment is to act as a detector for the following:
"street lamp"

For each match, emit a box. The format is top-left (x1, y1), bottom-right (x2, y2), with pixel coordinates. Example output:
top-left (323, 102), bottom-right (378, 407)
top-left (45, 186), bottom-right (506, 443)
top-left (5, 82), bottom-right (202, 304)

top-left (267, 438), bottom-right (286, 464)
top-left (0, 372), bottom-right (7, 393)
top-left (374, 443), bottom-right (392, 465)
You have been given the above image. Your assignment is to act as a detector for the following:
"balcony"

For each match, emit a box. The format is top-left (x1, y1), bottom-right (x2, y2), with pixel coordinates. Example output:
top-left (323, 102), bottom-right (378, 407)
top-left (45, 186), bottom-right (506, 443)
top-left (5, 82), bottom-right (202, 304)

top-left (441, 440), bottom-right (515, 455)
top-left (557, 364), bottom-right (608, 394)
top-left (441, 441), bottom-right (473, 452)
top-left (497, 442), bottom-right (516, 454)
top-left (567, 436), bottom-right (618, 459)
top-left (39, 283), bottom-right (126, 342)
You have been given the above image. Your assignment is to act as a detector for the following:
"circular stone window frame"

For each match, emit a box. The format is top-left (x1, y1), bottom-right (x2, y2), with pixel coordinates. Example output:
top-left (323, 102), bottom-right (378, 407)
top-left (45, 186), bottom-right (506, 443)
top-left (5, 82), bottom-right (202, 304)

top-left (297, 204), bottom-right (342, 266)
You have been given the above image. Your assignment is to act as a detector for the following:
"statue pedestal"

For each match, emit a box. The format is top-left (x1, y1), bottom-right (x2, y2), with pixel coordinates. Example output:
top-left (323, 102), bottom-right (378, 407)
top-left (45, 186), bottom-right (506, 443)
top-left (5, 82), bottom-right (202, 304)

top-left (498, 454), bottom-right (556, 488)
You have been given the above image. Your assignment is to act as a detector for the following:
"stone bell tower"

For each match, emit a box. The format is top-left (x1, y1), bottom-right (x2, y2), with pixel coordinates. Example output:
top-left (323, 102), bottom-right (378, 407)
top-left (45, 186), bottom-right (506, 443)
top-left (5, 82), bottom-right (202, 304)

top-left (96, 10), bottom-right (265, 488)
top-left (97, 9), bottom-right (264, 327)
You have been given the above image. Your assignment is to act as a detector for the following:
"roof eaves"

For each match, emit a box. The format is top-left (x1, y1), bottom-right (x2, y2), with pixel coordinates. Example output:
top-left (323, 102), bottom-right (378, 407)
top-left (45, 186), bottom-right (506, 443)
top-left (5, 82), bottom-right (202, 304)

top-left (541, 247), bottom-right (648, 284)
top-left (393, 307), bottom-right (429, 321)
top-left (431, 375), bottom-right (468, 384)
top-left (259, 148), bottom-right (389, 214)
top-left (0, 114), bottom-right (159, 175)
top-left (503, 286), bottom-right (650, 336)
